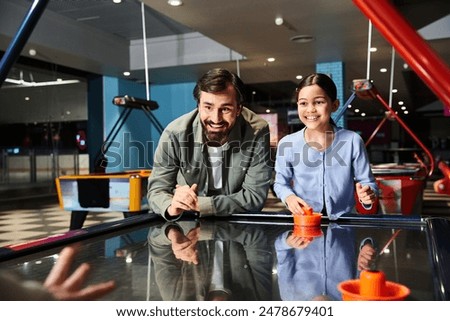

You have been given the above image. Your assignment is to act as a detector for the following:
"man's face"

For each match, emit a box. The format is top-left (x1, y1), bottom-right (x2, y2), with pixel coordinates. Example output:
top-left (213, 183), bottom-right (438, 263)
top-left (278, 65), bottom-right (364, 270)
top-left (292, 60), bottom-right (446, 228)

top-left (198, 85), bottom-right (241, 145)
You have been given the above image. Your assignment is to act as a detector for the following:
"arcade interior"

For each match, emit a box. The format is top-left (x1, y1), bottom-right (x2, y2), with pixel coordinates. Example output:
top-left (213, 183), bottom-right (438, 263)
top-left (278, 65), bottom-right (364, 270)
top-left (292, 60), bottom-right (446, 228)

top-left (0, 0), bottom-right (449, 302)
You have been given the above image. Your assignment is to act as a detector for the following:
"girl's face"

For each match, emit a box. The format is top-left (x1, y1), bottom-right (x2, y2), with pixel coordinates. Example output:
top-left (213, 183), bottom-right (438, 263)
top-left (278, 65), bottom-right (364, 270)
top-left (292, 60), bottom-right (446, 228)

top-left (297, 84), bottom-right (339, 131)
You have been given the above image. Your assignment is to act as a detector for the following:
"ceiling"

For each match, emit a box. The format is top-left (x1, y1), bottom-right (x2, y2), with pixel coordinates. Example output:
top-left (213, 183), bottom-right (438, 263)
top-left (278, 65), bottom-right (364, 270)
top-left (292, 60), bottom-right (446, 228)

top-left (1, 0), bottom-right (450, 119)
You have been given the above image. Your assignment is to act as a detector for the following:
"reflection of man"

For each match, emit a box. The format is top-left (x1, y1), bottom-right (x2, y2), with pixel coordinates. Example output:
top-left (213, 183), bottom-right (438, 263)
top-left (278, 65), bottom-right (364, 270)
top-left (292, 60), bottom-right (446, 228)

top-left (147, 68), bottom-right (272, 220)
top-left (275, 224), bottom-right (376, 301)
top-left (148, 220), bottom-right (273, 301)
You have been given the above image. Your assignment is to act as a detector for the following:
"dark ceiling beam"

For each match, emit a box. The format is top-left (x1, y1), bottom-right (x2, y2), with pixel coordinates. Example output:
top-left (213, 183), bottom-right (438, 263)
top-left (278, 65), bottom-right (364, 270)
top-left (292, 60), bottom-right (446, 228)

top-left (0, 0), bottom-right (49, 87)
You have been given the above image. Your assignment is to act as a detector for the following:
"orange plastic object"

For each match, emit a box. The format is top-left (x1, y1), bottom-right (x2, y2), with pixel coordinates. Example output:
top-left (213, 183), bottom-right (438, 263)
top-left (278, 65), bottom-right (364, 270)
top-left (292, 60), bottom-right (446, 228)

top-left (303, 206), bottom-right (313, 215)
top-left (293, 212), bottom-right (322, 227)
top-left (338, 270), bottom-right (410, 301)
top-left (293, 225), bottom-right (323, 239)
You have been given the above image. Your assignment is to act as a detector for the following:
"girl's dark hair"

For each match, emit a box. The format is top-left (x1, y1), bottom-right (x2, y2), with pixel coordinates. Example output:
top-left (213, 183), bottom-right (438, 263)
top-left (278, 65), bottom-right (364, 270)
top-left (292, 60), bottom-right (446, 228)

top-left (193, 68), bottom-right (245, 105)
top-left (295, 73), bottom-right (337, 101)
top-left (295, 73), bottom-right (338, 126)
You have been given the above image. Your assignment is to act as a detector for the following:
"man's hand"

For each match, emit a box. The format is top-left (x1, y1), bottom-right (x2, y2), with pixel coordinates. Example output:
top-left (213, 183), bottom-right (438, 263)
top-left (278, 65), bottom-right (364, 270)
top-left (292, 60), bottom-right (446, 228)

top-left (167, 184), bottom-right (199, 216)
top-left (167, 226), bottom-right (200, 264)
top-left (43, 246), bottom-right (115, 300)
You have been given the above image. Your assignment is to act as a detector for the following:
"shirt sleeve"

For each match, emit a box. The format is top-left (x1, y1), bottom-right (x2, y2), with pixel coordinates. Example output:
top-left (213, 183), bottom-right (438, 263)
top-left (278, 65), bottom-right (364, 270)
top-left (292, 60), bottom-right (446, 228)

top-left (352, 134), bottom-right (379, 196)
top-left (147, 129), bottom-right (180, 218)
top-left (273, 137), bottom-right (296, 204)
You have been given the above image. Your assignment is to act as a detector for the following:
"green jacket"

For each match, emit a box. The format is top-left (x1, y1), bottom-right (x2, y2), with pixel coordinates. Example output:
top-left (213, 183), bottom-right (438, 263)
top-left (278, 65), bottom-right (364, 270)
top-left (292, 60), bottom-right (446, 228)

top-left (147, 107), bottom-right (272, 220)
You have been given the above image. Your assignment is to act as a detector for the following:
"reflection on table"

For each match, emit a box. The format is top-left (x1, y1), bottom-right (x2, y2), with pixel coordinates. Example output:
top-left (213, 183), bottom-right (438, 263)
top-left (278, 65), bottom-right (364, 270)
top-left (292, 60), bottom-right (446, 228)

top-left (0, 214), bottom-right (448, 301)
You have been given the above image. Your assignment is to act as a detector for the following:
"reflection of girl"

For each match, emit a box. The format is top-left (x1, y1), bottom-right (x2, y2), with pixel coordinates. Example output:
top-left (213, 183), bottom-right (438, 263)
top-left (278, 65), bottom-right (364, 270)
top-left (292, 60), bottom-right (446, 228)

top-left (275, 225), bottom-right (357, 301)
top-left (274, 73), bottom-right (378, 220)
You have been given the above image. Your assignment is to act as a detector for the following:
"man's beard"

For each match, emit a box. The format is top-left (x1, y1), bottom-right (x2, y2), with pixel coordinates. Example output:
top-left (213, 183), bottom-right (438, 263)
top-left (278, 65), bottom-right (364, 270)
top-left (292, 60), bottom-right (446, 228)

top-left (203, 121), bottom-right (230, 144)
top-left (205, 129), bottom-right (229, 144)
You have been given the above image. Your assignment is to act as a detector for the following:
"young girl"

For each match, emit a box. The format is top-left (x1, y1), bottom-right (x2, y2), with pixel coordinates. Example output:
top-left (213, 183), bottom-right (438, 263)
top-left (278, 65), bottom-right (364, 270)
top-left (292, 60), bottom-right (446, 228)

top-left (274, 73), bottom-right (378, 220)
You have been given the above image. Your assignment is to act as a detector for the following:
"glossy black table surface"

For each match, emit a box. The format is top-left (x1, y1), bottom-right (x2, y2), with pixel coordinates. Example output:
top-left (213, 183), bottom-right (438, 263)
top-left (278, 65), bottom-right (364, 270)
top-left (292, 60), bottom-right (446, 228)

top-left (0, 213), bottom-right (448, 301)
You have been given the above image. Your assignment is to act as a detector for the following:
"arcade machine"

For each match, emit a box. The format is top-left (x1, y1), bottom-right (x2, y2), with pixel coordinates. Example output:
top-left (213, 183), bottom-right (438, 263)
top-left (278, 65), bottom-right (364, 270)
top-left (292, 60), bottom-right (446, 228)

top-left (352, 0), bottom-right (450, 215)
top-left (55, 95), bottom-right (164, 230)
top-left (352, 79), bottom-right (434, 215)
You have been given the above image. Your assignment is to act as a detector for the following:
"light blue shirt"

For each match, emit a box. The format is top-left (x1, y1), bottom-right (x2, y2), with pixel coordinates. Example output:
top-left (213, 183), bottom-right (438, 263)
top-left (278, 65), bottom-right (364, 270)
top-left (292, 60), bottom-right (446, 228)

top-left (274, 126), bottom-right (378, 220)
top-left (275, 224), bottom-right (357, 301)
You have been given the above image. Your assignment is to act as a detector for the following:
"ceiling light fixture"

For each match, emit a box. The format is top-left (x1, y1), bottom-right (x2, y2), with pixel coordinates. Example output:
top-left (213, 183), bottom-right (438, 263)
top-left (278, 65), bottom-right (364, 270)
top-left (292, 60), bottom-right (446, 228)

top-left (112, 0), bottom-right (122, 4)
top-left (123, 71), bottom-right (131, 76)
top-left (290, 35), bottom-right (314, 43)
top-left (275, 17), bottom-right (284, 26)
top-left (168, 0), bottom-right (183, 6)
top-left (4, 78), bottom-right (80, 88)
top-left (267, 57), bottom-right (275, 62)
top-left (380, 68), bottom-right (388, 73)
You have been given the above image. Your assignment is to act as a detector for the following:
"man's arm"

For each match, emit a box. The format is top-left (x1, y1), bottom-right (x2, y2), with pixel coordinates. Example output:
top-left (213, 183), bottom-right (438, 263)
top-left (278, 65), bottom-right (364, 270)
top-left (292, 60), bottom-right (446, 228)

top-left (147, 130), bottom-right (181, 219)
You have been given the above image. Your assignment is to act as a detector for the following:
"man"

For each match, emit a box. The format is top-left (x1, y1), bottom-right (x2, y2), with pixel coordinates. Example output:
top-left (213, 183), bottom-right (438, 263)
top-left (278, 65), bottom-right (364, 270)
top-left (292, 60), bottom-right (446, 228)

top-left (147, 68), bottom-right (272, 220)
top-left (147, 220), bottom-right (273, 300)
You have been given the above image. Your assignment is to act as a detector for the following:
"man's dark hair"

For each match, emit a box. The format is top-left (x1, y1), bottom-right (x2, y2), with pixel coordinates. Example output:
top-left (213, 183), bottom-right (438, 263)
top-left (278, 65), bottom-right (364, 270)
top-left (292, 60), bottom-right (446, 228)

top-left (193, 68), bottom-right (245, 105)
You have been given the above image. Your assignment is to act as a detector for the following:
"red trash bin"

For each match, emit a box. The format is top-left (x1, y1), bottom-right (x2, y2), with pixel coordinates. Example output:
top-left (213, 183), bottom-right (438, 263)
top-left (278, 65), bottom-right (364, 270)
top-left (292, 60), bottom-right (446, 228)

top-left (372, 165), bottom-right (426, 215)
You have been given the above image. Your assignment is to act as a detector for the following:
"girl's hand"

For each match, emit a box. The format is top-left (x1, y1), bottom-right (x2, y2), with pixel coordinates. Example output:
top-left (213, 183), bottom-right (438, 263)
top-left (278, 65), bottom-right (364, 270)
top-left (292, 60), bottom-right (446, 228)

top-left (356, 183), bottom-right (376, 205)
top-left (286, 232), bottom-right (312, 249)
top-left (358, 243), bottom-right (377, 271)
top-left (285, 194), bottom-right (311, 215)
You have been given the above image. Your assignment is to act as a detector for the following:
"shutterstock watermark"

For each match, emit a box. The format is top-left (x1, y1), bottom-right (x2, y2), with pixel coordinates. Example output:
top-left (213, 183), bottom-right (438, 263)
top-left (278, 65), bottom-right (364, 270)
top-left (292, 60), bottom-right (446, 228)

top-left (98, 132), bottom-right (272, 170)
top-left (276, 140), bottom-right (349, 168)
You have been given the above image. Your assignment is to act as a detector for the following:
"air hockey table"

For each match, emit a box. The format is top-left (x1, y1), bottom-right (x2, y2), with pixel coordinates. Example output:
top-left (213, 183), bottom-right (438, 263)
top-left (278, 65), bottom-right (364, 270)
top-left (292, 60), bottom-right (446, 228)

top-left (0, 212), bottom-right (448, 301)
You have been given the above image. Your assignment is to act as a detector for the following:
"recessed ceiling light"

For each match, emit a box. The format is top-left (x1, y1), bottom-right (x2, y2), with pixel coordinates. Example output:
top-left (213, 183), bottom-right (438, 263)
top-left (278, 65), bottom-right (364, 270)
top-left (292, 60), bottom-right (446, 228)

top-left (354, 109), bottom-right (360, 113)
top-left (295, 75), bottom-right (303, 80)
top-left (112, 0), bottom-right (122, 3)
top-left (168, 0), bottom-right (183, 6)
top-left (123, 71), bottom-right (131, 77)
top-left (404, 110), bottom-right (409, 114)
top-left (275, 17), bottom-right (284, 26)
top-left (267, 57), bottom-right (275, 62)
top-left (361, 113), bottom-right (366, 116)
top-left (370, 47), bottom-right (378, 52)
top-left (398, 101), bottom-right (404, 105)
top-left (380, 68), bottom-right (388, 73)
top-left (290, 35), bottom-right (314, 43)
top-left (401, 106), bottom-right (407, 110)
top-left (392, 88), bottom-right (398, 93)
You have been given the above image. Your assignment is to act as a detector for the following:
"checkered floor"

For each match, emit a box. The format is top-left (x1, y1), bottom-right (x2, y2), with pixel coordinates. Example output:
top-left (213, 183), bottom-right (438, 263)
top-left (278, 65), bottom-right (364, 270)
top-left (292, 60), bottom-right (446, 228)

top-left (0, 196), bottom-right (123, 248)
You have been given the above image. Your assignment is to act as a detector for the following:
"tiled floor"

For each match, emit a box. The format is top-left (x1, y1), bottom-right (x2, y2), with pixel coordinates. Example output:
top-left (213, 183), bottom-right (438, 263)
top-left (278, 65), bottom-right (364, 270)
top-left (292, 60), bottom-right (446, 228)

top-left (0, 195), bottom-right (124, 247)
top-left (0, 180), bottom-right (448, 248)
